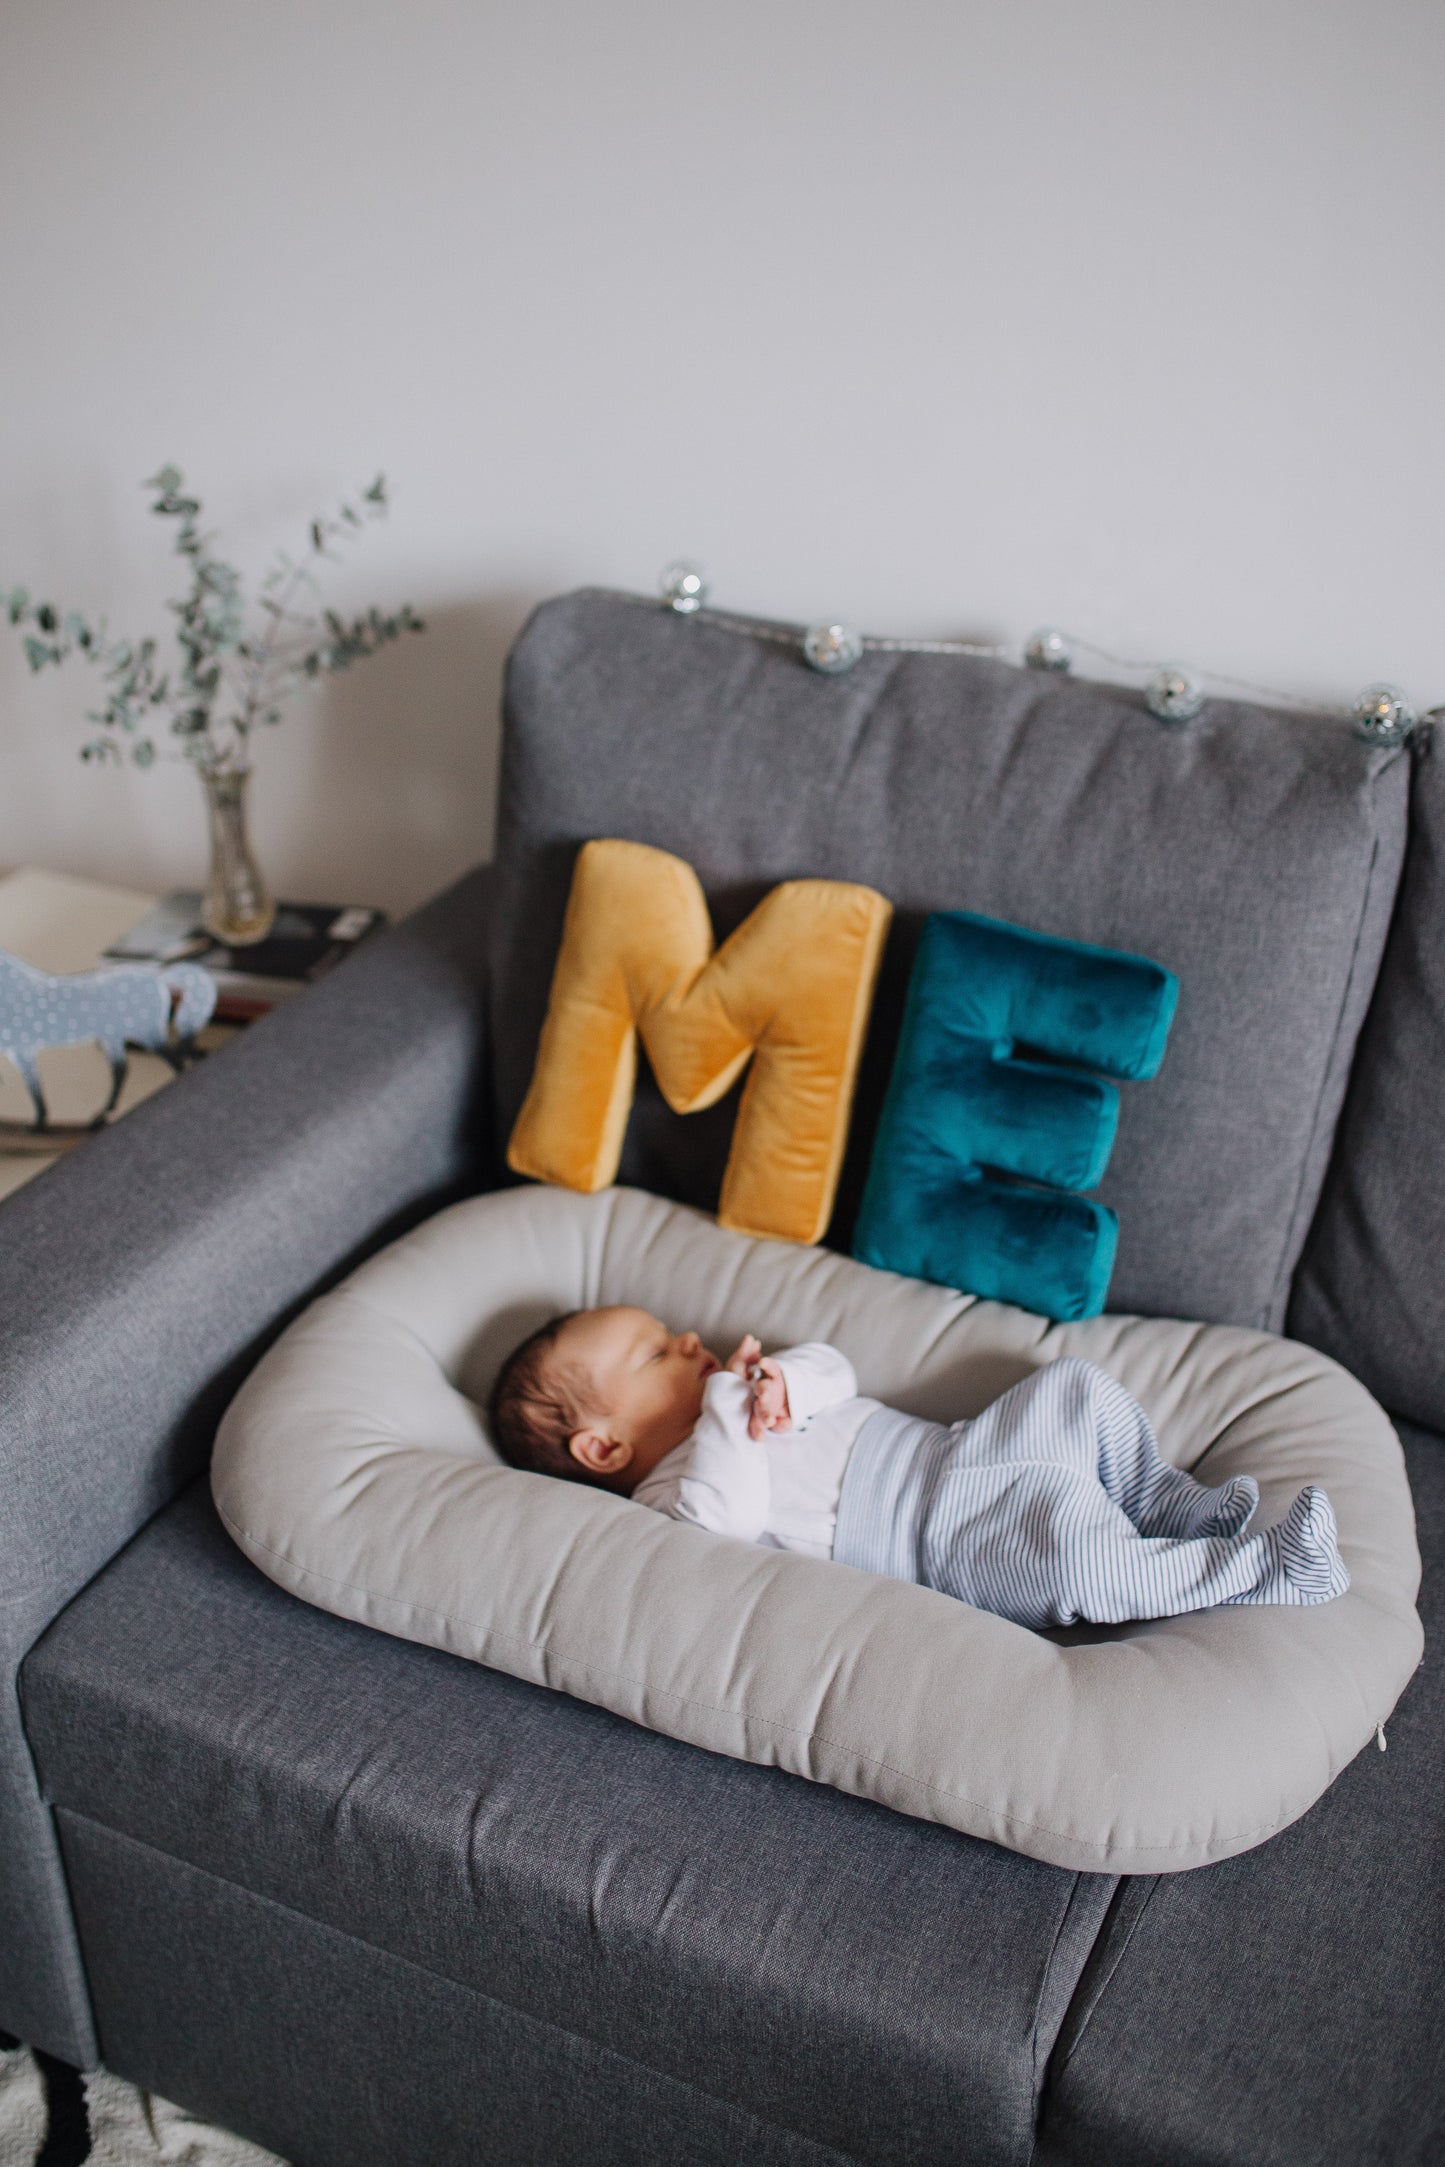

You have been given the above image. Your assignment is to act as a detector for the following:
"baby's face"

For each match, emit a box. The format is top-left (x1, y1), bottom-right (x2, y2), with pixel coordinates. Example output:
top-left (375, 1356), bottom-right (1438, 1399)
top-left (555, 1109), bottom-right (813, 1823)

top-left (556, 1306), bottom-right (720, 1485)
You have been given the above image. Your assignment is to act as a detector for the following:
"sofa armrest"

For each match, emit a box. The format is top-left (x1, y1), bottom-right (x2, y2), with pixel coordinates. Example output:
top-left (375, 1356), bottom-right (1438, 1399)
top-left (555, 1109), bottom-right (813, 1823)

top-left (0, 862), bottom-right (495, 2057)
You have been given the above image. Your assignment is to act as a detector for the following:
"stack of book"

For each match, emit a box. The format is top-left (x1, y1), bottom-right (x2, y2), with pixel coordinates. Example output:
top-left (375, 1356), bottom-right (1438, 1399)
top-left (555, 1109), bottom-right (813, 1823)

top-left (103, 893), bottom-right (385, 1020)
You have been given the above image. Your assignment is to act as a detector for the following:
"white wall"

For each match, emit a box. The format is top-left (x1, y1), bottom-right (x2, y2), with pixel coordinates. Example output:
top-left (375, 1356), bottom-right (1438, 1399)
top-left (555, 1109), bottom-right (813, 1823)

top-left (2, 0), bottom-right (1441, 918)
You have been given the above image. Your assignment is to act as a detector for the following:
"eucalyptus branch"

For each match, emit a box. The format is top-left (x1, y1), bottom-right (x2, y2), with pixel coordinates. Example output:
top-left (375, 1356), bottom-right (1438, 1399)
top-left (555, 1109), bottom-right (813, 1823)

top-left (3, 468), bottom-right (423, 776)
top-left (236, 474), bottom-right (391, 734)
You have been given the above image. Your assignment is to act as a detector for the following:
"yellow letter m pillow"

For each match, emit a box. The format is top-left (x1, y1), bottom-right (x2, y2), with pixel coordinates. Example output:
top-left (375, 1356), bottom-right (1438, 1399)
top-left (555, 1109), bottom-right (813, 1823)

top-left (507, 839), bottom-right (892, 1245)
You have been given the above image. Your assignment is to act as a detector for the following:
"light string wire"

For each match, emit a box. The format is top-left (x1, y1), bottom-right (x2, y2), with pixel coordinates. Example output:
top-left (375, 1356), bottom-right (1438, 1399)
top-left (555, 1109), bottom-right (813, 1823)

top-left (1028, 633), bottom-right (1331, 716)
top-left (646, 577), bottom-right (1441, 726)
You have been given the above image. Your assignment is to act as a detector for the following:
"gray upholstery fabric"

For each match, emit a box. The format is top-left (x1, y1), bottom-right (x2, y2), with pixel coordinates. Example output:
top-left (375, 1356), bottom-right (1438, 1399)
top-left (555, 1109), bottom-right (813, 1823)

top-left (1033, 1418), bottom-right (1445, 2167)
top-left (57, 1815), bottom-right (853, 2167)
top-left (0, 870), bottom-right (493, 2062)
top-left (1290, 733), bottom-right (1445, 1431)
top-left (492, 590), bottom-right (1408, 1332)
top-left (23, 1485), bottom-right (1116, 2167)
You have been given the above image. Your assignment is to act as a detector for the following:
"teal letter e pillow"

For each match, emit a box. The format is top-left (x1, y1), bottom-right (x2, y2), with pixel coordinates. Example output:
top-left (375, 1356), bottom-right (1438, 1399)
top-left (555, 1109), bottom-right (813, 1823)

top-left (854, 912), bottom-right (1178, 1321)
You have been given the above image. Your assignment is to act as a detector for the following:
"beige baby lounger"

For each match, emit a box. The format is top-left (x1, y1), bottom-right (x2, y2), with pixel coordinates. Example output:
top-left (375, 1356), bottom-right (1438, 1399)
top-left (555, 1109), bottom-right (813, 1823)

top-left (212, 1183), bottom-right (1422, 1875)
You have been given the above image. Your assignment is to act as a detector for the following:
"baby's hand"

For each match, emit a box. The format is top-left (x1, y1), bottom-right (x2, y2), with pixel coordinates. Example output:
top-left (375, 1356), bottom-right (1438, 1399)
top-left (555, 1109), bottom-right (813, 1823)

top-left (725, 1334), bottom-right (761, 1377)
top-left (748, 1358), bottom-right (792, 1440)
top-left (722, 1336), bottom-right (792, 1436)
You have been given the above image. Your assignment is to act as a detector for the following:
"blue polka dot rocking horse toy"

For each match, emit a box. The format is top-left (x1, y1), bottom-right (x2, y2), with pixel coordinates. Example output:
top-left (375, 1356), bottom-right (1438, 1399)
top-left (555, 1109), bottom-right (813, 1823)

top-left (0, 950), bottom-right (217, 1131)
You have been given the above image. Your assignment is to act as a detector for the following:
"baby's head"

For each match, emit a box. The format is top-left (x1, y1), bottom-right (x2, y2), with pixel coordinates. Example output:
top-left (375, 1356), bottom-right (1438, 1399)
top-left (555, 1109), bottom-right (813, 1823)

top-left (488, 1305), bottom-right (720, 1492)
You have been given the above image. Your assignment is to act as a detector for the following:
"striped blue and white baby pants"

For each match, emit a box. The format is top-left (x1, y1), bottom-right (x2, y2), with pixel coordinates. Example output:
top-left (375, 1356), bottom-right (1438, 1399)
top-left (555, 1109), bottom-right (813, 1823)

top-left (831, 1356), bottom-right (1349, 1630)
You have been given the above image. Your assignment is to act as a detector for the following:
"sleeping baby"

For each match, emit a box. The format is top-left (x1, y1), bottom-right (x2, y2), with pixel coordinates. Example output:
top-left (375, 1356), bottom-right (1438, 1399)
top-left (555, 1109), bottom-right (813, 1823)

top-left (487, 1307), bottom-right (1349, 1630)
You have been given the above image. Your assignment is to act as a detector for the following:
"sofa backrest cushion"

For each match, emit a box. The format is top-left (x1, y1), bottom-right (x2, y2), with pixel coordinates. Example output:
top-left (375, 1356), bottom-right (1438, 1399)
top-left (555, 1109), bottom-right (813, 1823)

top-left (491, 589), bottom-right (1410, 1331)
top-left (1289, 733), bottom-right (1445, 1426)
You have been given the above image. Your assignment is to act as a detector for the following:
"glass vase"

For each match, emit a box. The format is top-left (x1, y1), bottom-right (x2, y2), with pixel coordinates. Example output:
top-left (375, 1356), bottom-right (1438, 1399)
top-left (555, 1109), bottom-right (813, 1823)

top-left (201, 768), bottom-right (275, 946)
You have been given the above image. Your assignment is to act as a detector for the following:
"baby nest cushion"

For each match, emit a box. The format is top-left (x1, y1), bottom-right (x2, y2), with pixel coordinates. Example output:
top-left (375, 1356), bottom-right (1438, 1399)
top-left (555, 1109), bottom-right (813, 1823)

top-left (211, 1185), bottom-right (1423, 1876)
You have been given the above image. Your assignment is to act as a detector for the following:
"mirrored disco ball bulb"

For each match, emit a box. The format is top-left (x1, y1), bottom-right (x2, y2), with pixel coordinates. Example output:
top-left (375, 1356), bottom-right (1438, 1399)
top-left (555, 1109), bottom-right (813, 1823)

top-left (802, 623), bottom-right (864, 674)
top-left (1351, 683), bottom-right (1414, 746)
top-left (1145, 667), bottom-right (1205, 724)
top-left (1025, 628), bottom-right (1074, 673)
top-left (659, 562), bottom-right (708, 614)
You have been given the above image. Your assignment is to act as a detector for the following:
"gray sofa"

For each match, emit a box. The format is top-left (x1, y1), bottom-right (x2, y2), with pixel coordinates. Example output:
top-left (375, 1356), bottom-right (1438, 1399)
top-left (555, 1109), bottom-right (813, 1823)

top-left (2, 589), bottom-right (1441, 2166)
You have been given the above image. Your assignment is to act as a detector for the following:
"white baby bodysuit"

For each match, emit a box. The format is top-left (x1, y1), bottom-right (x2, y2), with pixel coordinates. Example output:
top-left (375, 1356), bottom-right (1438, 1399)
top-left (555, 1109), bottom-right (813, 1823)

top-left (631, 1343), bottom-right (1352, 1626)
top-left (632, 1343), bottom-right (881, 1557)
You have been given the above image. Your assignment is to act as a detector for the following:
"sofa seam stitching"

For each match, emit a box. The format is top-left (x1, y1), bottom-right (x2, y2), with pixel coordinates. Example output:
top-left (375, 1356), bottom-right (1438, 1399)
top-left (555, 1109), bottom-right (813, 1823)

top-left (1057, 1877), bottom-right (1160, 2074)
top-left (1030, 1871), bottom-right (1094, 2101)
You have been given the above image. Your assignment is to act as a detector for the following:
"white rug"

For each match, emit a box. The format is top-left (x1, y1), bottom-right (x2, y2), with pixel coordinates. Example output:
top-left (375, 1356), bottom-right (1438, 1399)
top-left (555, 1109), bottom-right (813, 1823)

top-left (0, 2038), bottom-right (47, 2162)
top-left (0, 2037), bottom-right (287, 2166)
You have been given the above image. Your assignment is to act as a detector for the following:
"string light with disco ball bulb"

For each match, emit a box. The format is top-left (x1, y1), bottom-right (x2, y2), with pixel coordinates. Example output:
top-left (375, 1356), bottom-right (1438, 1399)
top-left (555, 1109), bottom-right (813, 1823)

top-left (1024, 628), bottom-right (1074, 674)
top-left (802, 623), bottom-right (865, 675)
top-left (1144, 667), bottom-right (1205, 725)
top-left (1350, 683), bottom-right (1415, 747)
top-left (650, 566), bottom-right (1437, 738)
top-left (659, 562), bottom-right (708, 615)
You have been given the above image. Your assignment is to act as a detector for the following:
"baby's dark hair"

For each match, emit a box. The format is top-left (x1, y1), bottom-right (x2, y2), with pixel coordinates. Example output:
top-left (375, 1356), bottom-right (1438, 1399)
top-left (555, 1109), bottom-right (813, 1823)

top-left (488, 1312), bottom-right (593, 1481)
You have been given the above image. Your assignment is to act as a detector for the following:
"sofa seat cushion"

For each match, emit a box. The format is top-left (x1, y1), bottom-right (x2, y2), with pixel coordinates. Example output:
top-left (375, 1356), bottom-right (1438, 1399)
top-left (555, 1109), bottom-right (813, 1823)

top-left (211, 1183), bottom-right (1422, 1874)
top-left (1033, 1419), bottom-right (1445, 2167)
top-left (493, 589), bottom-right (1410, 1330)
top-left (20, 1487), bottom-right (1115, 2167)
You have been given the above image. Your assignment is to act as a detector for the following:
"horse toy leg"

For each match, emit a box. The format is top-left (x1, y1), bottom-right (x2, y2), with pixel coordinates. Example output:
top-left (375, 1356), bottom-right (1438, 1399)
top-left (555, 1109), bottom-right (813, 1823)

top-left (164, 963), bottom-right (218, 1070)
top-left (157, 1024), bottom-right (201, 1076)
top-left (10, 1044), bottom-right (50, 1131)
top-left (96, 1037), bottom-right (130, 1123)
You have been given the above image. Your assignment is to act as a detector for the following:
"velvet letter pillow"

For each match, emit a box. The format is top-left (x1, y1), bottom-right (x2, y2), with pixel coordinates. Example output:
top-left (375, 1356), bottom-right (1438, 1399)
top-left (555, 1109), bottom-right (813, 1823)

top-left (507, 837), bottom-right (892, 1245)
top-left (855, 911), bottom-right (1177, 1319)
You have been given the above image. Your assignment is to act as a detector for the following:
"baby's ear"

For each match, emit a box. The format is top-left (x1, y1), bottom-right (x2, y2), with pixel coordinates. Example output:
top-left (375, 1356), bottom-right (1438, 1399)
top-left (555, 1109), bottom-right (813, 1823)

top-left (569, 1428), bottom-right (632, 1477)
